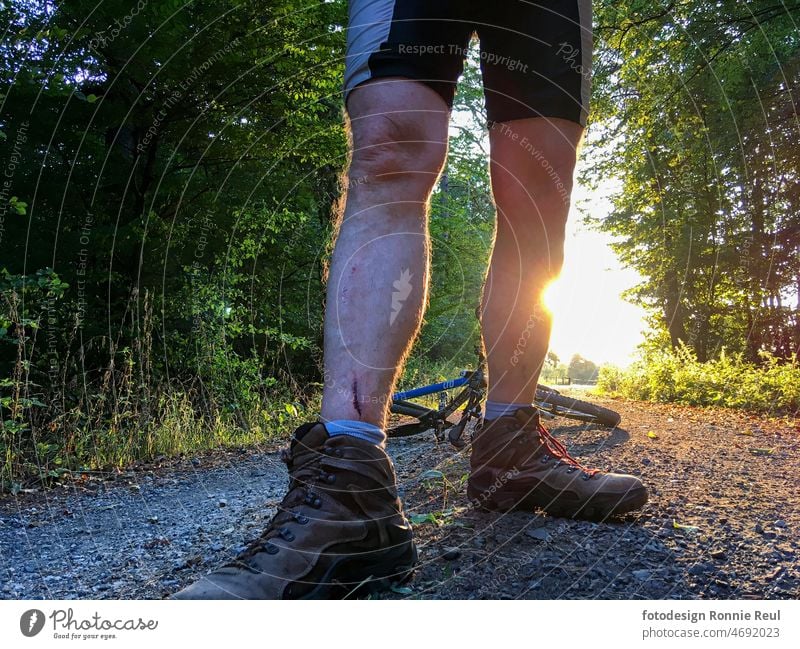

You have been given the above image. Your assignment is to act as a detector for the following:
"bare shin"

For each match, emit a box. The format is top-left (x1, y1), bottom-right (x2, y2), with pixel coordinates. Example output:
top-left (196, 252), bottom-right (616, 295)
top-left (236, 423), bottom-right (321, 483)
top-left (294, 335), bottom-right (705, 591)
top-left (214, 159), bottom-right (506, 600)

top-left (321, 79), bottom-right (449, 428)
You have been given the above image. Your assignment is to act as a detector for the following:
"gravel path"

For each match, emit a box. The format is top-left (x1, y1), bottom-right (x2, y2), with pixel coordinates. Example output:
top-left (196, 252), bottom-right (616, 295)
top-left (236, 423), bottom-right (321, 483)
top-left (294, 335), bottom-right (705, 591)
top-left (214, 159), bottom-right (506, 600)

top-left (1, 397), bottom-right (797, 599)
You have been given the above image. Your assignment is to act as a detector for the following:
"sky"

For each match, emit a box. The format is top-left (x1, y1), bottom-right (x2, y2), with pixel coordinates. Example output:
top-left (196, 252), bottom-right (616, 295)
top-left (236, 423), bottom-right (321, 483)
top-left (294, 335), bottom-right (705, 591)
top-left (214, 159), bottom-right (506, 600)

top-left (544, 172), bottom-right (648, 368)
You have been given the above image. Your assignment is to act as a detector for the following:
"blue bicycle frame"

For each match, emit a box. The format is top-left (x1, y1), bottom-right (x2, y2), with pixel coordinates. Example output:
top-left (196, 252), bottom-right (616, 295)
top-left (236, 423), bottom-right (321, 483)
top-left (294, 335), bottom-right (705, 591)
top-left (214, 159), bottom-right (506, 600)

top-left (392, 376), bottom-right (469, 401)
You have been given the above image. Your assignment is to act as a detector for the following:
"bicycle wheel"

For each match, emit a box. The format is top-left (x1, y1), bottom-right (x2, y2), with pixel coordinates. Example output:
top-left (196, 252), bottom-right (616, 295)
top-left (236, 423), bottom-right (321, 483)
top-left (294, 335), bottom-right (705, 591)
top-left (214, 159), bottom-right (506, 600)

top-left (535, 390), bottom-right (621, 427)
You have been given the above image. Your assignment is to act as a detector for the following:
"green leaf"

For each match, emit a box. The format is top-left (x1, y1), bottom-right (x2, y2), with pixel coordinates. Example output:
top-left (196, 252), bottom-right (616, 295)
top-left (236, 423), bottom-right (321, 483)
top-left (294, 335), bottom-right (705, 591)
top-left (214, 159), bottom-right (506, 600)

top-left (409, 513), bottom-right (437, 525)
top-left (389, 584), bottom-right (413, 595)
top-left (419, 469), bottom-right (444, 481)
top-left (673, 521), bottom-right (700, 532)
top-left (9, 197), bottom-right (27, 216)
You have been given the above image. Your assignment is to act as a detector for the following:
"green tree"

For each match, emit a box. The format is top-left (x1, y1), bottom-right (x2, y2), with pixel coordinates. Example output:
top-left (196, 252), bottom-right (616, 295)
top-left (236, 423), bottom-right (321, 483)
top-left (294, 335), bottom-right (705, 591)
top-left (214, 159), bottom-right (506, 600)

top-left (587, 0), bottom-right (800, 361)
top-left (568, 354), bottom-right (599, 382)
top-left (1, 0), bottom-right (348, 387)
top-left (0, 0), bottom-right (350, 482)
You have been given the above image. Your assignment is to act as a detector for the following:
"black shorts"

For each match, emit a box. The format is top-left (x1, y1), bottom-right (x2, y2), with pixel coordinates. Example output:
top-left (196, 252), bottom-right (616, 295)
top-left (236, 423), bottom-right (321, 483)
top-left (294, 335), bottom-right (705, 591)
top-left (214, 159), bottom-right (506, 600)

top-left (344, 0), bottom-right (592, 126)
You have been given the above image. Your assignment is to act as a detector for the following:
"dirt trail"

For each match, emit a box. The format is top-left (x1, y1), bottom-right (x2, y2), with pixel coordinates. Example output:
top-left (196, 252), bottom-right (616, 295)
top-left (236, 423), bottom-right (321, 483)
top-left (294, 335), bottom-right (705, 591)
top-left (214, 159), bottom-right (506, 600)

top-left (1, 397), bottom-right (798, 599)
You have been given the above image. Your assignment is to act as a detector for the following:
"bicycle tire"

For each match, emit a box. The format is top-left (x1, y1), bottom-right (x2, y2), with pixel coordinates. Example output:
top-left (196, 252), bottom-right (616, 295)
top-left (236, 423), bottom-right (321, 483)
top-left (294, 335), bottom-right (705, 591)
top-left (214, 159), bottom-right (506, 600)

top-left (536, 391), bottom-right (621, 427)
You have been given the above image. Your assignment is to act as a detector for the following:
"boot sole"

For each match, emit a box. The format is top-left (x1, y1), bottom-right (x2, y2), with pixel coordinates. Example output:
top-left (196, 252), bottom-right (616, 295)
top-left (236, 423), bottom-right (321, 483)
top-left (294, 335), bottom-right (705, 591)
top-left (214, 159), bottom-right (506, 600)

top-left (469, 481), bottom-right (648, 522)
top-left (301, 541), bottom-right (418, 599)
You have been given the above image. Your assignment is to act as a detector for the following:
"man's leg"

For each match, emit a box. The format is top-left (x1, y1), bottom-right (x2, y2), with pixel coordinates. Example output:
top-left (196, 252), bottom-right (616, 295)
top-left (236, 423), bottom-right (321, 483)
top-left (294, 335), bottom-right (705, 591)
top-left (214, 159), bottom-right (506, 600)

top-left (481, 117), bottom-right (582, 407)
top-left (468, 117), bottom-right (648, 520)
top-left (472, 0), bottom-right (591, 416)
top-left (322, 78), bottom-right (450, 431)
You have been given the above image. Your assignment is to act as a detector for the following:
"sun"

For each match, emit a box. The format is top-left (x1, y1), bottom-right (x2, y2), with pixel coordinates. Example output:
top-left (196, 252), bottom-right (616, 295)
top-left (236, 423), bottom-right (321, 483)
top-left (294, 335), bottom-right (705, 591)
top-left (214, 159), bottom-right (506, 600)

top-left (541, 277), bottom-right (562, 315)
top-left (540, 227), bottom-right (647, 368)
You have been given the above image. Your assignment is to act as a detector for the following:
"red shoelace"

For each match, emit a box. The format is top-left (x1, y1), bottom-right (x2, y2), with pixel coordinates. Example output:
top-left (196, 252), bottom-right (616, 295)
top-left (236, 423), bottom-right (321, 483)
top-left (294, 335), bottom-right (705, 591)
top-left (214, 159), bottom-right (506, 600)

top-left (535, 420), bottom-right (599, 478)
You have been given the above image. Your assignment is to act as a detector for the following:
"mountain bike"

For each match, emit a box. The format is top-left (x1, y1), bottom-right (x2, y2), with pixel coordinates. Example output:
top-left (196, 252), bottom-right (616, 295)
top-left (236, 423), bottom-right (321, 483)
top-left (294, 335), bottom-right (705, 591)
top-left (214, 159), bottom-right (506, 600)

top-left (388, 364), bottom-right (621, 448)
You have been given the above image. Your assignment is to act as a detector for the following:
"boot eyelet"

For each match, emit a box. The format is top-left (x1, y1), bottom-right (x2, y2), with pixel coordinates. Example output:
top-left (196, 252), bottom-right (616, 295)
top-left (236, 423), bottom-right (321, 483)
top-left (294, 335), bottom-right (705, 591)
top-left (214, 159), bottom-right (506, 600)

top-left (566, 467), bottom-right (576, 474)
top-left (294, 514), bottom-right (309, 525)
top-left (313, 497), bottom-right (322, 508)
top-left (325, 473), bottom-right (336, 484)
top-left (265, 543), bottom-right (279, 554)
top-left (280, 528), bottom-right (295, 541)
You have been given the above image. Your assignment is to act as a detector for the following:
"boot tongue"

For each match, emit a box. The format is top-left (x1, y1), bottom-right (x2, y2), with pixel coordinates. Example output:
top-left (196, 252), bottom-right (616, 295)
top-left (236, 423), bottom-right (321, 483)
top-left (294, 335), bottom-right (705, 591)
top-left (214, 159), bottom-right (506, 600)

top-left (512, 406), bottom-right (540, 428)
top-left (287, 422), bottom-right (330, 465)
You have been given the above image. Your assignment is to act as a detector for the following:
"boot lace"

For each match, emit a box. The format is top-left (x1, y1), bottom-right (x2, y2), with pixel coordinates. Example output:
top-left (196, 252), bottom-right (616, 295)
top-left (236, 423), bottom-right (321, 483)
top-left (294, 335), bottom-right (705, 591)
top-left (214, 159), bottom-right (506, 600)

top-left (533, 419), bottom-right (599, 480)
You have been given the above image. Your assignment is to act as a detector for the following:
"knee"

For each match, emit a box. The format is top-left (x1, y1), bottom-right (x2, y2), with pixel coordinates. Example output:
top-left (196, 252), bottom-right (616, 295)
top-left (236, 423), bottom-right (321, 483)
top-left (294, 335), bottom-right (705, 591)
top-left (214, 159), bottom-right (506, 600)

top-left (490, 144), bottom-right (577, 216)
top-left (347, 111), bottom-right (447, 194)
top-left (494, 198), bottom-right (567, 280)
top-left (491, 144), bottom-right (574, 266)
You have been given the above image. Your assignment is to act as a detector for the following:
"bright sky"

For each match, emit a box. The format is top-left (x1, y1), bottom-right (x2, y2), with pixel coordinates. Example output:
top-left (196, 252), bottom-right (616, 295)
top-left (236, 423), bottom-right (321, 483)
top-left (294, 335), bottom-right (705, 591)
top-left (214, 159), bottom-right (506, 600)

top-left (544, 172), bottom-right (648, 368)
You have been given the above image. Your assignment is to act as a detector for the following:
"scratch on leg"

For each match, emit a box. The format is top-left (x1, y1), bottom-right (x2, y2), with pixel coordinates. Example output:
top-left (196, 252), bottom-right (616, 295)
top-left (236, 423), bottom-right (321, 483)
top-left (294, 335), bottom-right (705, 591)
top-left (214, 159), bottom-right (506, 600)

top-left (351, 379), bottom-right (363, 418)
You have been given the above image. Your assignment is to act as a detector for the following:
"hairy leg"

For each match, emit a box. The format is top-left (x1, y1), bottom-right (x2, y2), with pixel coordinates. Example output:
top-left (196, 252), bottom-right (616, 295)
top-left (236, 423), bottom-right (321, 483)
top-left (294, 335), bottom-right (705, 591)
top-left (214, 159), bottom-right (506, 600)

top-left (321, 78), bottom-right (449, 428)
top-left (482, 117), bottom-right (584, 404)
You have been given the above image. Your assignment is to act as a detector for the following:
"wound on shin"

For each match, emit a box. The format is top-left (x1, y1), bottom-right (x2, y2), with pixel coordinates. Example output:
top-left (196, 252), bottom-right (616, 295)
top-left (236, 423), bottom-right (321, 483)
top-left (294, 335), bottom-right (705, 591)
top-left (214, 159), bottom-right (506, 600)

top-left (351, 379), bottom-right (362, 418)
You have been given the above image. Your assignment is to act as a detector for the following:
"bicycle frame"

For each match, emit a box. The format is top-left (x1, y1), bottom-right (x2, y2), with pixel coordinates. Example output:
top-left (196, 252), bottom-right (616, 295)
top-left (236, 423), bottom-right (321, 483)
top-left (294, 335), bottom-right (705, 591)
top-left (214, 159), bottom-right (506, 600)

top-left (392, 376), bottom-right (469, 401)
top-left (390, 370), bottom-right (486, 446)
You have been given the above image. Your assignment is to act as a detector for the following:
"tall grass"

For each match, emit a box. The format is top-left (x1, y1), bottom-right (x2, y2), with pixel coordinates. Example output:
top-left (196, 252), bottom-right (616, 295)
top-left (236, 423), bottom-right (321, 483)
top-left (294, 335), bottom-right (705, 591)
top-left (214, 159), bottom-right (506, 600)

top-left (0, 283), bottom-right (309, 492)
top-left (596, 342), bottom-right (800, 414)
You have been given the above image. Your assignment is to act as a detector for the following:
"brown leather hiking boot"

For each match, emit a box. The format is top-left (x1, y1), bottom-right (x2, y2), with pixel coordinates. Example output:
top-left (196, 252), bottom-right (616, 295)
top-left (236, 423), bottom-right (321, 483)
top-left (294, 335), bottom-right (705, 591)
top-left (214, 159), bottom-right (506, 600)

top-left (468, 407), bottom-right (647, 521)
top-left (171, 422), bottom-right (416, 599)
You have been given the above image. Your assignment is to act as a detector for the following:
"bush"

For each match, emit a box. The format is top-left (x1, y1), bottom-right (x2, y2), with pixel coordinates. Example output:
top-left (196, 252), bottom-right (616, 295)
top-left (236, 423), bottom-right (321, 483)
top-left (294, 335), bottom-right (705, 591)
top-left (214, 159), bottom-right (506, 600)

top-left (596, 343), bottom-right (800, 414)
top-left (0, 271), bottom-right (310, 492)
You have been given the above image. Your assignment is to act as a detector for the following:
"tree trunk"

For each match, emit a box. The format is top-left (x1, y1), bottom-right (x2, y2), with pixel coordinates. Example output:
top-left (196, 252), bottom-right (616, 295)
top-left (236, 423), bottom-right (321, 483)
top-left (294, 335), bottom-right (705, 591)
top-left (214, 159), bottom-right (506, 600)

top-left (664, 267), bottom-right (687, 348)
